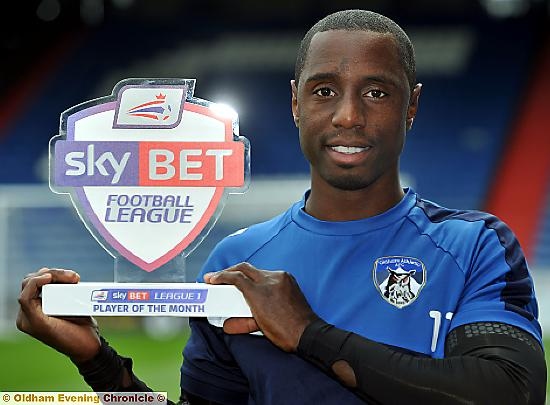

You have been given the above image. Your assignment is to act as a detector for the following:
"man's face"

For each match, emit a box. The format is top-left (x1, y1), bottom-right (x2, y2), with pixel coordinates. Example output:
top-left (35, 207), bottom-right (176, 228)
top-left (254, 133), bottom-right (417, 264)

top-left (292, 30), bottom-right (420, 192)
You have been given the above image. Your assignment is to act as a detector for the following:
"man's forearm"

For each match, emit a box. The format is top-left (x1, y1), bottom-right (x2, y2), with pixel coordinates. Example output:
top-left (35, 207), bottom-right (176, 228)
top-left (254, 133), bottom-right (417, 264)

top-left (297, 319), bottom-right (546, 404)
top-left (72, 336), bottom-right (152, 392)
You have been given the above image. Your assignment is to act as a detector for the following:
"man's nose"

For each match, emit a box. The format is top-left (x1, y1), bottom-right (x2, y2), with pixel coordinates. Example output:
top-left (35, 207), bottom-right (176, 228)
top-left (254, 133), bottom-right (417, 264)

top-left (331, 94), bottom-right (366, 129)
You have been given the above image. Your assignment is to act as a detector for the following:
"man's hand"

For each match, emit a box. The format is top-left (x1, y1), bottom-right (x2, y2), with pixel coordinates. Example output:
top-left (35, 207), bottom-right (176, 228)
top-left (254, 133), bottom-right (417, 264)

top-left (204, 263), bottom-right (318, 352)
top-left (16, 268), bottom-right (101, 364)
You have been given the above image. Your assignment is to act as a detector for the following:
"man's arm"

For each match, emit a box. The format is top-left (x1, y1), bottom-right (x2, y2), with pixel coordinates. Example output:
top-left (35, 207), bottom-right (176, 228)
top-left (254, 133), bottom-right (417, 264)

top-left (16, 268), bottom-right (197, 404)
top-left (72, 333), bottom-right (224, 404)
top-left (298, 318), bottom-right (546, 404)
top-left (206, 263), bottom-right (547, 404)
top-left (16, 269), bottom-right (153, 390)
top-left (69, 336), bottom-right (151, 392)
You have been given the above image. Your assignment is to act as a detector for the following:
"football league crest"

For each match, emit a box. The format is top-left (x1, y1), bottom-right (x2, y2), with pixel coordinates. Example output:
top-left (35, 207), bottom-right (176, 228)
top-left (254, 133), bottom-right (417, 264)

top-left (50, 78), bottom-right (250, 272)
top-left (373, 256), bottom-right (426, 308)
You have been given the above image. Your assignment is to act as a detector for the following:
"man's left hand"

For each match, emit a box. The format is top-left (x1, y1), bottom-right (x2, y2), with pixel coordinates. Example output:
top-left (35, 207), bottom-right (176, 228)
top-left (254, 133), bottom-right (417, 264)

top-left (204, 263), bottom-right (318, 352)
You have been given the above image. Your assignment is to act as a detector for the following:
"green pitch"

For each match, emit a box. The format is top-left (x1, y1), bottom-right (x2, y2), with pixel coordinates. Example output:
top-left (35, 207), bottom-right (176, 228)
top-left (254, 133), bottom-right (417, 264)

top-left (2, 329), bottom-right (549, 401)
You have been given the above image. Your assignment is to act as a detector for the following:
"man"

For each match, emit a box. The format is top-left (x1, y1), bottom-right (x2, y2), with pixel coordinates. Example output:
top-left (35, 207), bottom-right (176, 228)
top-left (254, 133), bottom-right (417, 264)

top-left (17, 9), bottom-right (546, 404)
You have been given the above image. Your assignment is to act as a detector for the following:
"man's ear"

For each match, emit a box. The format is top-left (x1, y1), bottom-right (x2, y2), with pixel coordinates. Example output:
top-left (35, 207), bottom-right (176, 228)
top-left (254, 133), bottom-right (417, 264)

top-left (406, 83), bottom-right (422, 131)
top-left (291, 80), bottom-right (299, 127)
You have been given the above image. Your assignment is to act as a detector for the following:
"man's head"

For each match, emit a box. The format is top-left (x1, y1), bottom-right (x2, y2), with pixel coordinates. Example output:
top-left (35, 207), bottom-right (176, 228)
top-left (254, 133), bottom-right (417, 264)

top-left (295, 10), bottom-right (416, 90)
top-left (290, 10), bottom-right (422, 203)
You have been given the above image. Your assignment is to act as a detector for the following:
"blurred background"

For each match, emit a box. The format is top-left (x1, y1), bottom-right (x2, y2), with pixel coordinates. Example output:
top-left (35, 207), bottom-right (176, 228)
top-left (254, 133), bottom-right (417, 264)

top-left (0, 0), bottom-right (549, 398)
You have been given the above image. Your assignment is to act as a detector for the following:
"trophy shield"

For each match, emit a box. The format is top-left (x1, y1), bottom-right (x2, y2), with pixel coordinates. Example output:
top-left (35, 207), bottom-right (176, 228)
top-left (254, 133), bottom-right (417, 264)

top-left (42, 78), bottom-right (251, 317)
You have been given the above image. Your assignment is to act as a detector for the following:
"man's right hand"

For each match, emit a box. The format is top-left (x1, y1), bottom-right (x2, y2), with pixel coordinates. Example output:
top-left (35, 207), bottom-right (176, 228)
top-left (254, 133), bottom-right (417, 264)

top-left (16, 268), bottom-right (101, 364)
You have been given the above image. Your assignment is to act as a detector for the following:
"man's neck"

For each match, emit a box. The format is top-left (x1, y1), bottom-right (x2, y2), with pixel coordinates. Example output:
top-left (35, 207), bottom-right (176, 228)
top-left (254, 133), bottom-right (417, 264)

top-left (304, 179), bottom-right (405, 222)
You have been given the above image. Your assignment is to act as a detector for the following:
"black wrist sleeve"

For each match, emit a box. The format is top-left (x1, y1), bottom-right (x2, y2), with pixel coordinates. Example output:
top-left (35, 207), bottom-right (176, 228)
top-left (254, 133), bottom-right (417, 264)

top-left (72, 336), bottom-right (152, 392)
top-left (298, 319), bottom-right (546, 404)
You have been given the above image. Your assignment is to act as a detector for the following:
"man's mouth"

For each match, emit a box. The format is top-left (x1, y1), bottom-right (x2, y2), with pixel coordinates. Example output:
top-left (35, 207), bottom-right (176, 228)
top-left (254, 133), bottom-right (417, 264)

top-left (329, 145), bottom-right (371, 154)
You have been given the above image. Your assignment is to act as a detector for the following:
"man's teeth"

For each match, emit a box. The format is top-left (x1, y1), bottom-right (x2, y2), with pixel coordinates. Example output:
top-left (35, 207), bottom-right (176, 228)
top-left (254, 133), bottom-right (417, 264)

top-left (330, 146), bottom-right (367, 154)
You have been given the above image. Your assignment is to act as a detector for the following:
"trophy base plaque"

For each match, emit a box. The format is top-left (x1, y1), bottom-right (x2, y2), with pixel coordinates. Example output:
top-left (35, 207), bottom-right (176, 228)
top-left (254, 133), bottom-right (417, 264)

top-left (42, 283), bottom-right (251, 317)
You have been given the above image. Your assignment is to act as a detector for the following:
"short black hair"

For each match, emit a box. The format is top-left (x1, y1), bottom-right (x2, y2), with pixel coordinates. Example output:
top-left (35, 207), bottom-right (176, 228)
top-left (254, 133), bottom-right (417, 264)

top-left (295, 9), bottom-right (416, 89)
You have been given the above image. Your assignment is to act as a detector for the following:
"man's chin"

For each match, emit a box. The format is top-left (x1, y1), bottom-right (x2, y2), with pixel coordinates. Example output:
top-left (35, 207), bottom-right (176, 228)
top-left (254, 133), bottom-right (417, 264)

top-left (325, 174), bottom-right (371, 191)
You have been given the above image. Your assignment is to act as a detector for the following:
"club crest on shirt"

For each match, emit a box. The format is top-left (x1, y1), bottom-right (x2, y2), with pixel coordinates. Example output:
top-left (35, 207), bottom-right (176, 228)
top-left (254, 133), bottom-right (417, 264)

top-left (373, 256), bottom-right (426, 308)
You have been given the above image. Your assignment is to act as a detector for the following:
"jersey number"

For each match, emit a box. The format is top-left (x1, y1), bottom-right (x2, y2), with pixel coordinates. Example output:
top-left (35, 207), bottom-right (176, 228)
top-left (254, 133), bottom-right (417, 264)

top-left (429, 310), bottom-right (454, 352)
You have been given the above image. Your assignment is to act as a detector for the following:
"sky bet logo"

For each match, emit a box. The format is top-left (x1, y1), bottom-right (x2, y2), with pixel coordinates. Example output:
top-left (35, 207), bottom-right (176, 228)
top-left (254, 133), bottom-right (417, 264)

top-left (50, 79), bottom-right (249, 271)
top-left (54, 140), bottom-right (243, 186)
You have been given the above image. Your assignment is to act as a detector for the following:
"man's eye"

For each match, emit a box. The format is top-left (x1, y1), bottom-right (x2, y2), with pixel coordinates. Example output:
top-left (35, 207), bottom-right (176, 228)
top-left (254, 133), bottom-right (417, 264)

top-left (366, 89), bottom-right (387, 99)
top-left (314, 88), bottom-right (336, 97)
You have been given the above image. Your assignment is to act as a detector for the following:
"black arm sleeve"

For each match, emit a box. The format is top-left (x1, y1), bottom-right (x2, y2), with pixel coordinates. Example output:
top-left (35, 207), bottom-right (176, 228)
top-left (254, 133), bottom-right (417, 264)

top-left (74, 336), bottom-right (215, 405)
top-left (73, 336), bottom-right (152, 392)
top-left (297, 319), bottom-right (546, 404)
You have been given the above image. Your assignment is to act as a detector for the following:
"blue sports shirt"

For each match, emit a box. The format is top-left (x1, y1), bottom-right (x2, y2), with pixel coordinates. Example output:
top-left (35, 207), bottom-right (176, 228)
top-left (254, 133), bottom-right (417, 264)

top-left (181, 188), bottom-right (541, 404)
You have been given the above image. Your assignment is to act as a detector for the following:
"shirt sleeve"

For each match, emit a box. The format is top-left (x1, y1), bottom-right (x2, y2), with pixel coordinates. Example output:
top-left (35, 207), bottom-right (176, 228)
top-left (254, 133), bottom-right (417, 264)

top-left (450, 217), bottom-right (542, 343)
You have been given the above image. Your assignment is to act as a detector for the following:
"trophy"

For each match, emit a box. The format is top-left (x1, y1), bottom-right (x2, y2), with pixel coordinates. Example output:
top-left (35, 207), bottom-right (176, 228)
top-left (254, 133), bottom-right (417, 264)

top-left (42, 78), bottom-right (251, 318)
